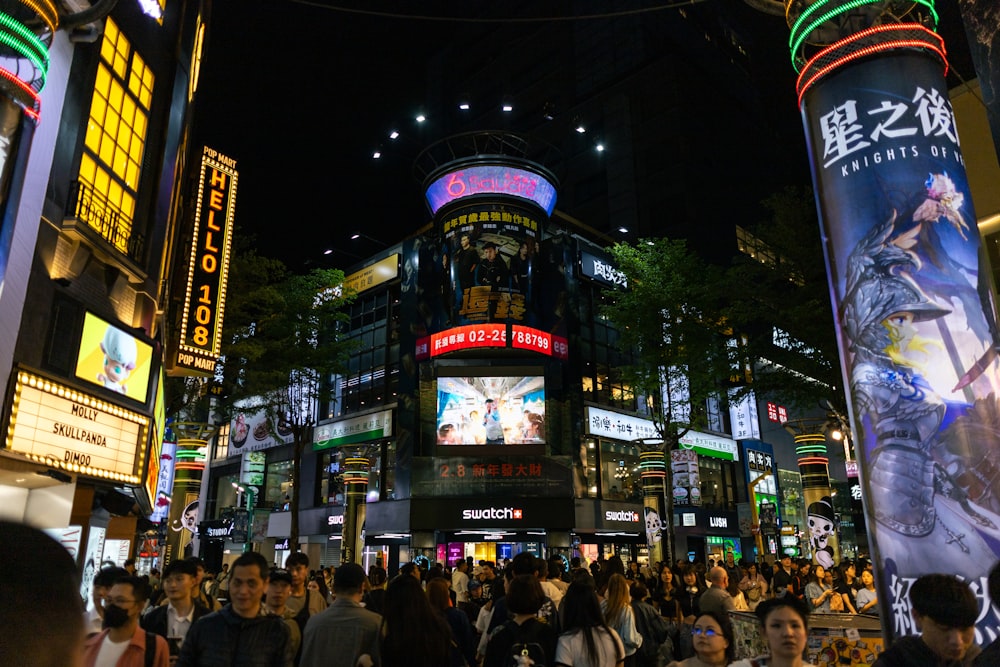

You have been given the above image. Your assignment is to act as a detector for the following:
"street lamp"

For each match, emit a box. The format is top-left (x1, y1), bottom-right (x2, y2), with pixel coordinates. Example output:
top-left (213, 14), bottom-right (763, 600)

top-left (349, 232), bottom-right (388, 248)
top-left (231, 481), bottom-right (257, 552)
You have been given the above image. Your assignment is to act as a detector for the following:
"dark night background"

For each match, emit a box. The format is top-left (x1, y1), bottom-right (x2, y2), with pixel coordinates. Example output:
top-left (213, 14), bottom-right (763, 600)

top-left (193, 0), bottom-right (978, 270)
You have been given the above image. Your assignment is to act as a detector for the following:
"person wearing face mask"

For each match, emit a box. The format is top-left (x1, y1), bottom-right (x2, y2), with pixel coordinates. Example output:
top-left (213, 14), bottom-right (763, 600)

top-left (84, 575), bottom-right (170, 667)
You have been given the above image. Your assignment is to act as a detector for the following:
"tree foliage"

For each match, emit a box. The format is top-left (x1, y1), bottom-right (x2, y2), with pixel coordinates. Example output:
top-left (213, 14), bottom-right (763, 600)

top-left (721, 186), bottom-right (844, 412)
top-left (211, 239), bottom-right (356, 550)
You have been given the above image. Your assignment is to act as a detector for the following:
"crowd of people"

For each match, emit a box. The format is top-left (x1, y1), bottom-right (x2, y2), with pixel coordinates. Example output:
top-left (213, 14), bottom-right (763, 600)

top-left (6, 519), bottom-right (1000, 667)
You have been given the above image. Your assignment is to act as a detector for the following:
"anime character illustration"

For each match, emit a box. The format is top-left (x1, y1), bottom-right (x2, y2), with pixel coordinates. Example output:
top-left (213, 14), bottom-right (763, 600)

top-left (806, 496), bottom-right (836, 569)
top-left (97, 325), bottom-right (137, 394)
top-left (172, 500), bottom-right (199, 534)
top-left (644, 506), bottom-right (664, 545)
top-left (842, 183), bottom-right (1000, 594)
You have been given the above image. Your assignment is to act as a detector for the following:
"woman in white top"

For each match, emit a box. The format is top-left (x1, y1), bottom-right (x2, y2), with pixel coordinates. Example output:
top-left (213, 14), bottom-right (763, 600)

top-left (555, 578), bottom-right (625, 667)
top-left (600, 574), bottom-right (642, 664)
top-left (730, 597), bottom-right (817, 667)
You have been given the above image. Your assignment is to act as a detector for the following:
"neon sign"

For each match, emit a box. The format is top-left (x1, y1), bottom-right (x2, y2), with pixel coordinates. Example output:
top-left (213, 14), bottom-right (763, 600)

top-left (425, 165), bottom-right (557, 216)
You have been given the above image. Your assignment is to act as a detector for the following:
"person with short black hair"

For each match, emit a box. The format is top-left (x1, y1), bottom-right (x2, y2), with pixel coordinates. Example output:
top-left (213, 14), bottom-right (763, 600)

top-left (730, 596), bottom-right (815, 667)
top-left (484, 574), bottom-right (558, 667)
top-left (84, 575), bottom-right (169, 667)
top-left (142, 558), bottom-right (210, 656)
top-left (299, 564), bottom-right (381, 667)
top-left (974, 561), bottom-right (1000, 665)
top-left (873, 573), bottom-right (980, 666)
top-left (176, 552), bottom-right (292, 667)
top-left (86, 564), bottom-right (130, 636)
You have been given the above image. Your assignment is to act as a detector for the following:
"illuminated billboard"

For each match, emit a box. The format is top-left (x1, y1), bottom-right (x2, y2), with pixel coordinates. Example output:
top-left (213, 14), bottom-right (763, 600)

top-left (74, 312), bottom-right (153, 404)
top-left (436, 375), bottom-right (545, 445)
top-left (5, 369), bottom-right (148, 483)
top-left (174, 146), bottom-right (238, 376)
top-left (425, 164), bottom-right (557, 216)
top-left (416, 323), bottom-right (568, 360)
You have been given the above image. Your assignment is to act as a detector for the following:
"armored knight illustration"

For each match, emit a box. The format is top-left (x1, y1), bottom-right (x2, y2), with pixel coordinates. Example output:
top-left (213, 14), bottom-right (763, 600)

top-left (843, 194), bottom-right (1000, 585)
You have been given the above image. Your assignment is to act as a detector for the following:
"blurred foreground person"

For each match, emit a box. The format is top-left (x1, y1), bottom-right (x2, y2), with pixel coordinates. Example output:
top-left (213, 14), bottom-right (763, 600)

top-left (974, 561), bottom-right (1000, 665)
top-left (873, 574), bottom-right (980, 667)
top-left (730, 597), bottom-right (816, 667)
top-left (0, 521), bottom-right (87, 667)
top-left (381, 574), bottom-right (460, 666)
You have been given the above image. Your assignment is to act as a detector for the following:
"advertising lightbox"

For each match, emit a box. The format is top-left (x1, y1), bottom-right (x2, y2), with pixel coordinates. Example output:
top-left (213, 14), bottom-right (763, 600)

top-left (436, 375), bottom-right (545, 445)
top-left (74, 312), bottom-right (153, 404)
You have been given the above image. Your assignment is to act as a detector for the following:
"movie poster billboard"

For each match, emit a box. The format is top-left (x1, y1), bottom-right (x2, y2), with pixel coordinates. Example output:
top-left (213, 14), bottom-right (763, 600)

top-left (801, 51), bottom-right (1000, 638)
top-left (436, 375), bottom-right (545, 446)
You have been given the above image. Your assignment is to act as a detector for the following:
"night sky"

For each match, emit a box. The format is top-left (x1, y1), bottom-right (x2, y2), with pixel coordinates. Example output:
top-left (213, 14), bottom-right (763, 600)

top-left (193, 0), bottom-right (977, 271)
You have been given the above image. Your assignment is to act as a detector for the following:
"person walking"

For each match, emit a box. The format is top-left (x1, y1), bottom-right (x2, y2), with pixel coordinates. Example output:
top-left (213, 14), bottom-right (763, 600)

top-left (698, 567), bottom-right (734, 617)
top-left (555, 578), bottom-right (624, 667)
top-left (601, 574), bottom-right (642, 666)
top-left (483, 575), bottom-right (558, 667)
top-left (381, 574), bottom-right (460, 667)
top-left (141, 559), bottom-right (211, 656)
top-left (84, 576), bottom-right (170, 667)
top-left (299, 564), bottom-right (381, 667)
top-left (428, 577), bottom-right (478, 667)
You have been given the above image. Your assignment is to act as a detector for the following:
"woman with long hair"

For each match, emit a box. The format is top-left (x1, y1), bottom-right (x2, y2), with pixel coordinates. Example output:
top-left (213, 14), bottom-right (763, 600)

top-left (804, 565), bottom-right (835, 613)
top-left (651, 567), bottom-right (683, 624)
top-left (380, 574), bottom-right (458, 667)
top-left (730, 597), bottom-right (817, 667)
top-left (835, 562), bottom-right (858, 614)
top-left (738, 562), bottom-right (768, 611)
top-left (307, 575), bottom-right (332, 604)
top-left (484, 574), bottom-right (558, 667)
top-left (427, 577), bottom-right (477, 666)
top-left (599, 555), bottom-right (627, 596)
top-left (601, 574), bottom-right (642, 665)
top-left (555, 579), bottom-right (625, 667)
top-left (677, 565), bottom-right (702, 624)
top-left (665, 611), bottom-right (735, 667)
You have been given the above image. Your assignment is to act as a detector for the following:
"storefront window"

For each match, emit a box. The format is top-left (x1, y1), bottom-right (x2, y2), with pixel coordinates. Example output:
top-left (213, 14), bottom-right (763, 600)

top-left (579, 438), bottom-right (598, 498)
top-left (214, 473), bottom-right (240, 514)
top-left (698, 457), bottom-right (736, 511)
top-left (319, 451), bottom-right (345, 506)
top-left (264, 459), bottom-right (294, 509)
top-left (600, 440), bottom-right (641, 501)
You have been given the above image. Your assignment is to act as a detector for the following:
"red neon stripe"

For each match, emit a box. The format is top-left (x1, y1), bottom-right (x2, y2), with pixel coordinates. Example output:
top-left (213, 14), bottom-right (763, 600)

top-left (796, 25), bottom-right (947, 105)
top-left (0, 64), bottom-right (40, 120)
top-left (797, 457), bottom-right (830, 466)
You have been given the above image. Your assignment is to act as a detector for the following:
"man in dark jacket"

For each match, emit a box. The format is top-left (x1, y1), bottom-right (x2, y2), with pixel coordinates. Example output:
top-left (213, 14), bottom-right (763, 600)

top-left (176, 552), bottom-right (292, 667)
top-left (873, 573), bottom-right (980, 667)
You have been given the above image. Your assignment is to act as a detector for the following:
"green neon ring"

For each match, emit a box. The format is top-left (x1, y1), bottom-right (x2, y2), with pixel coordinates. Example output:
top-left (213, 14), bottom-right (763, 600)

top-left (789, 0), bottom-right (938, 72)
top-left (0, 11), bottom-right (48, 89)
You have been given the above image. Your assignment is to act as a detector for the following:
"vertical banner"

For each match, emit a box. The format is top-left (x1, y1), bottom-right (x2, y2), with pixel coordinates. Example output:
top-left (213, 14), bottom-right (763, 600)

top-left (670, 448), bottom-right (700, 507)
top-left (640, 449), bottom-right (667, 563)
top-left (802, 51), bottom-right (1000, 637)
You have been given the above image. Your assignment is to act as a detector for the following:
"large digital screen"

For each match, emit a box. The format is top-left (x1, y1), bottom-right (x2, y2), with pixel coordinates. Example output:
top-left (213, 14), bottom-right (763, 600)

top-left (75, 312), bottom-right (154, 403)
top-left (436, 375), bottom-right (545, 445)
top-left (425, 165), bottom-right (557, 216)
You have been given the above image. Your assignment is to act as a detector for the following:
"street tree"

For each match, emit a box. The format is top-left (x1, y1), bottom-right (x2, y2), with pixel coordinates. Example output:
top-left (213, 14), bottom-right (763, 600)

top-left (602, 237), bottom-right (736, 563)
top-left (213, 242), bottom-right (356, 551)
top-left (722, 185), bottom-right (844, 413)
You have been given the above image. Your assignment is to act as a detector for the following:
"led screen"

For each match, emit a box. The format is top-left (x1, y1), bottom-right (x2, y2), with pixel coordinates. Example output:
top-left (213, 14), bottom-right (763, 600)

top-left (75, 312), bottom-right (154, 403)
top-left (436, 375), bottom-right (545, 445)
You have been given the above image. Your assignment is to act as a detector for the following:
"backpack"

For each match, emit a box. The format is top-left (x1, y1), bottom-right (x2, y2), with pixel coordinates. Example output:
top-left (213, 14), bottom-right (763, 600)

top-left (503, 619), bottom-right (549, 667)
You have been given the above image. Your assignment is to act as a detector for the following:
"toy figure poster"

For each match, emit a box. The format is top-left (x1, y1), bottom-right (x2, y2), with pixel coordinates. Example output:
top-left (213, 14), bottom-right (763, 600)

top-left (801, 51), bottom-right (1000, 640)
top-left (75, 312), bottom-right (153, 403)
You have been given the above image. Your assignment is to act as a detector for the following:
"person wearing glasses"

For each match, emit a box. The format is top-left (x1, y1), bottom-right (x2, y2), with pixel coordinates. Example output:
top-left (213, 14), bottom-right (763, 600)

top-left (84, 575), bottom-right (170, 667)
top-left (665, 611), bottom-right (734, 667)
top-left (730, 596), bottom-right (816, 667)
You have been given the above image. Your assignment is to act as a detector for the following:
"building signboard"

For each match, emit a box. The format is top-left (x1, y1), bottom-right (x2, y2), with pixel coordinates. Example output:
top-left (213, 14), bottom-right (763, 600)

top-left (4, 370), bottom-right (147, 482)
top-left (585, 407), bottom-right (659, 443)
top-left (678, 429), bottom-right (738, 461)
top-left (173, 146), bottom-right (238, 376)
top-left (313, 410), bottom-right (393, 450)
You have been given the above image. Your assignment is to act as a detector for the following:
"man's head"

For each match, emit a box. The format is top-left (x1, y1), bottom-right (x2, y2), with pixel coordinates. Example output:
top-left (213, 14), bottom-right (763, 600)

top-left (483, 242), bottom-right (498, 260)
top-left (781, 554), bottom-right (792, 571)
top-left (455, 559), bottom-right (467, 572)
top-left (909, 574), bottom-right (978, 662)
top-left (161, 559), bottom-right (199, 604)
top-left (725, 552), bottom-right (736, 567)
top-left (468, 579), bottom-right (483, 598)
top-left (92, 565), bottom-right (129, 614)
top-left (265, 568), bottom-right (293, 611)
top-left (333, 563), bottom-right (368, 598)
top-left (285, 552), bottom-right (310, 591)
top-left (187, 557), bottom-right (206, 585)
top-left (511, 552), bottom-right (538, 577)
top-left (104, 576), bottom-right (151, 632)
top-left (2, 521), bottom-right (86, 667)
top-left (708, 566), bottom-right (729, 589)
top-left (229, 552), bottom-right (269, 618)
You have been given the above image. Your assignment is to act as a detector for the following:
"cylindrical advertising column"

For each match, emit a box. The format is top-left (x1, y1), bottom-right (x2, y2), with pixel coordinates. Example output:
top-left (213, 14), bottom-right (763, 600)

top-left (639, 448), bottom-right (668, 563)
top-left (788, 0), bottom-right (1000, 638)
top-left (341, 455), bottom-right (370, 564)
top-left (164, 437), bottom-right (208, 566)
top-left (793, 430), bottom-right (840, 570)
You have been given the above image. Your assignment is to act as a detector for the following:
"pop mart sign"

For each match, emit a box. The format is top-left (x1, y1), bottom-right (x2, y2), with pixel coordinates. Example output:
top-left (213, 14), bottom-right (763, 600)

top-left (677, 429), bottom-right (738, 461)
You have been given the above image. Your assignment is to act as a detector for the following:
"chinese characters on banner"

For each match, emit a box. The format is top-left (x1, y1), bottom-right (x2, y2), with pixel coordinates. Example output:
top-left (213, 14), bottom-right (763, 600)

top-left (802, 51), bottom-right (1000, 639)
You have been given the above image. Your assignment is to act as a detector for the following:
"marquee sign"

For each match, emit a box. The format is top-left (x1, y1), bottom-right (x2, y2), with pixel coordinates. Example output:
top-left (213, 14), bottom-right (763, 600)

top-left (415, 323), bottom-right (568, 360)
top-left (174, 146), bottom-right (238, 376)
top-left (4, 370), bottom-right (148, 483)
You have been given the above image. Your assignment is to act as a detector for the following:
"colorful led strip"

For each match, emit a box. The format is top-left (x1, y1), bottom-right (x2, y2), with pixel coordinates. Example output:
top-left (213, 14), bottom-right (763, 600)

top-left (0, 11), bottom-right (48, 81)
top-left (20, 0), bottom-right (58, 35)
top-left (788, 0), bottom-right (938, 72)
top-left (0, 1), bottom-right (54, 122)
top-left (796, 25), bottom-right (947, 105)
top-left (0, 64), bottom-right (39, 120)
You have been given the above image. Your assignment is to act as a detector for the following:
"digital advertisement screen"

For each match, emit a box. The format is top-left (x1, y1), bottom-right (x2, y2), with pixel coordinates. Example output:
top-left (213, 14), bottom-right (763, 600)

top-left (436, 375), bottom-right (545, 445)
top-left (425, 164), bottom-right (557, 216)
top-left (75, 312), bottom-right (154, 403)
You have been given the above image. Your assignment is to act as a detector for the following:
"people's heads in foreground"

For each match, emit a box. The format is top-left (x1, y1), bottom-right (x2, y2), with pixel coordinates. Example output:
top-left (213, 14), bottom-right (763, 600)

top-left (908, 573), bottom-right (978, 663)
top-left (754, 596), bottom-right (810, 663)
top-left (691, 611), bottom-right (736, 665)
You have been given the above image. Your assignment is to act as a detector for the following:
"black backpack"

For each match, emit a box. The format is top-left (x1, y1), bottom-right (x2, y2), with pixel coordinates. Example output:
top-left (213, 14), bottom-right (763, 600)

top-left (503, 619), bottom-right (549, 667)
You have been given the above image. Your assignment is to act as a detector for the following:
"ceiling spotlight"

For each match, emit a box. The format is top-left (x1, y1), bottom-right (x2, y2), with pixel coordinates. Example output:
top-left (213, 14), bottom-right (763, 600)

top-left (389, 130), bottom-right (399, 139)
top-left (618, 226), bottom-right (629, 234)
top-left (324, 249), bottom-right (333, 255)
top-left (350, 233), bottom-right (361, 240)
top-left (415, 114), bottom-right (426, 123)
top-left (542, 102), bottom-right (555, 121)
top-left (372, 151), bottom-right (381, 159)
top-left (459, 101), bottom-right (470, 111)
top-left (595, 143), bottom-right (605, 152)
top-left (575, 125), bottom-right (586, 133)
